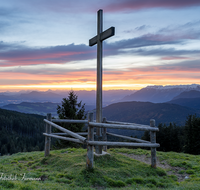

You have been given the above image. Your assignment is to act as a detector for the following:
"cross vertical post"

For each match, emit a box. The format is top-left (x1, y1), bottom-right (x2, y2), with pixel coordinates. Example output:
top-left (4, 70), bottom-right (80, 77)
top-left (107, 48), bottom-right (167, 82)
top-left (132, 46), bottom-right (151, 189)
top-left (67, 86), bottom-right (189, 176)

top-left (89, 9), bottom-right (115, 154)
top-left (96, 9), bottom-right (103, 154)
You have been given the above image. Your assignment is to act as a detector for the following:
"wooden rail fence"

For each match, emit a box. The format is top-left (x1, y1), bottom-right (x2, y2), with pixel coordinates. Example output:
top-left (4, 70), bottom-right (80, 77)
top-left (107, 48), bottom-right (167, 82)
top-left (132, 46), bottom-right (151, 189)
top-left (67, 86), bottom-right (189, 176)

top-left (43, 112), bottom-right (159, 169)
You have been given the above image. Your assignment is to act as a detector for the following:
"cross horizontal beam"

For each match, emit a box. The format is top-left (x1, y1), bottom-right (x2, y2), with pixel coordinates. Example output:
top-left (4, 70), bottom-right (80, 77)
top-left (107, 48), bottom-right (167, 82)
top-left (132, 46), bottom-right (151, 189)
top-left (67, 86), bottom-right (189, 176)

top-left (89, 27), bottom-right (115, 46)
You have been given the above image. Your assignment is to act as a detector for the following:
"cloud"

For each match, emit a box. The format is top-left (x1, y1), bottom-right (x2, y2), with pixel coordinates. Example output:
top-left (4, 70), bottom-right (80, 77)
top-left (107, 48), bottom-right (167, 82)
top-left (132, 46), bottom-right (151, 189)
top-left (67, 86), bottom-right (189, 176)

top-left (0, 79), bottom-right (49, 85)
top-left (0, 7), bottom-right (25, 32)
top-left (156, 20), bottom-right (200, 40)
top-left (130, 59), bottom-right (200, 73)
top-left (1, 17), bottom-right (200, 67)
top-left (0, 39), bottom-right (197, 67)
top-left (104, 0), bottom-right (200, 12)
top-left (0, 42), bottom-right (96, 66)
top-left (132, 48), bottom-right (200, 57)
top-left (3, 0), bottom-right (200, 16)
top-left (161, 56), bottom-right (190, 60)
top-left (103, 59), bottom-right (200, 83)
top-left (1, 57), bottom-right (200, 88)
top-left (106, 20), bottom-right (200, 56)
top-left (1, 0), bottom-right (103, 15)
top-left (105, 35), bottom-right (180, 51)
top-left (124, 25), bottom-right (150, 33)
top-left (0, 7), bottom-right (17, 17)
top-left (0, 37), bottom-right (174, 67)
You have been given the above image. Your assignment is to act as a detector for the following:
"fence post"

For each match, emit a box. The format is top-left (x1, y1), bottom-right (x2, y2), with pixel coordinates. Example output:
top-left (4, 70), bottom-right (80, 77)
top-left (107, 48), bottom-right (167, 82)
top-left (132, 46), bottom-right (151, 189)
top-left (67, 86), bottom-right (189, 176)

top-left (150, 119), bottom-right (156, 168)
top-left (45, 113), bottom-right (52, 157)
top-left (87, 112), bottom-right (94, 169)
top-left (102, 117), bottom-right (107, 152)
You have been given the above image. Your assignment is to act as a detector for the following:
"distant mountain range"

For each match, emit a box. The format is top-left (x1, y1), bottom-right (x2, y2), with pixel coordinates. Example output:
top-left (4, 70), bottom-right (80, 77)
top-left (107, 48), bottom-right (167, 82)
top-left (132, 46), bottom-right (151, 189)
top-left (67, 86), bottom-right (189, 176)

top-left (1, 84), bottom-right (200, 107)
top-left (19, 91), bottom-right (63, 102)
top-left (1, 102), bottom-right (95, 116)
top-left (1, 84), bottom-right (200, 128)
top-left (122, 84), bottom-right (200, 103)
top-left (0, 89), bottom-right (134, 107)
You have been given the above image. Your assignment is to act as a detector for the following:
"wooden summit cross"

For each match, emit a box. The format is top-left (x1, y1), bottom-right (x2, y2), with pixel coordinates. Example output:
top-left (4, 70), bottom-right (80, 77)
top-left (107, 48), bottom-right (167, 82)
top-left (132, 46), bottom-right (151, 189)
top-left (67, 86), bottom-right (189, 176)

top-left (89, 9), bottom-right (115, 154)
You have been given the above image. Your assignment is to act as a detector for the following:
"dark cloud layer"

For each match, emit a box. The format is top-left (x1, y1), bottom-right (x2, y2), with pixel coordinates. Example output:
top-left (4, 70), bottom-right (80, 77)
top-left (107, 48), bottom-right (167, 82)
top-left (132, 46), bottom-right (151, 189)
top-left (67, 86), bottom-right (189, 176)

top-left (104, 0), bottom-right (200, 12)
top-left (0, 19), bottom-right (200, 67)
top-left (0, 43), bottom-right (95, 66)
top-left (2, 0), bottom-right (200, 16)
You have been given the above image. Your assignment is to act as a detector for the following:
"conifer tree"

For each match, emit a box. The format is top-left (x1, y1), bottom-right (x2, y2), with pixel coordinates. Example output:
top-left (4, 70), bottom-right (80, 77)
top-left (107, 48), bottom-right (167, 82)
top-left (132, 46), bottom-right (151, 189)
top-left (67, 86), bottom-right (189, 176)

top-left (55, 90), bottom-right (86, 148)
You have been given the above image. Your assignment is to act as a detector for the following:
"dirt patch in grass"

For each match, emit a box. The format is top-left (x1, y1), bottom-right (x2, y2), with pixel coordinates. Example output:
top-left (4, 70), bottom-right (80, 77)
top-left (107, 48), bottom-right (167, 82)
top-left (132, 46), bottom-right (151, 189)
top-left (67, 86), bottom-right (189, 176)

top-left (120, 153), bottom-right (188, 182)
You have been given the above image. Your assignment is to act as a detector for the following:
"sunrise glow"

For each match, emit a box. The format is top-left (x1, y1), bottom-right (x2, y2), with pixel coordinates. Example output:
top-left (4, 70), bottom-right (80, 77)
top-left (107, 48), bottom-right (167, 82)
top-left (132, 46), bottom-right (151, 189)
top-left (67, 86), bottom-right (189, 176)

top-left (0, 0), bottom-right (200, 92)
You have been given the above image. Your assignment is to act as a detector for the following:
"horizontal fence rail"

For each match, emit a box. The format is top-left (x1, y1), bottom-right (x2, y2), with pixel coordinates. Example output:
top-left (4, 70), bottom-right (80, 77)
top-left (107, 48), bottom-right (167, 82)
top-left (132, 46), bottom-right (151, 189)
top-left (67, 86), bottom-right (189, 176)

top-left (89, 122), bottom-right (159, 132)
top-left (106, 120), bottom-right (140, 125)
top-left (52, 119), bottom-right (88, 123)
top-left (44, 119), bottom-right (86, 142)
top-left (106, 132), bottom-right (150, 143)
top-left (43, 133), bottom-right (83, 144)
top-left (51, 132), bottom-right (95, 136)
top-left (87, 141), bottom-right (160, 148)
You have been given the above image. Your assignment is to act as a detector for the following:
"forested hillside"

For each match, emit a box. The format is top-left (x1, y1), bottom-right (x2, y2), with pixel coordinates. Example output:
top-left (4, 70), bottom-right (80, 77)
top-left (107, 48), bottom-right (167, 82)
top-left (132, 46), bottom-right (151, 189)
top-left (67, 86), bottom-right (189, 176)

top-left (0, 108), bottom-right (45, 156)
top-left (2, 102), bottom-right (59, 116)
top-left (142, 115), bottom-right (200, 155)
top-left (103, 101), bottom-right (200, 126)
top-left (167, 98), bottom-right (200, 110)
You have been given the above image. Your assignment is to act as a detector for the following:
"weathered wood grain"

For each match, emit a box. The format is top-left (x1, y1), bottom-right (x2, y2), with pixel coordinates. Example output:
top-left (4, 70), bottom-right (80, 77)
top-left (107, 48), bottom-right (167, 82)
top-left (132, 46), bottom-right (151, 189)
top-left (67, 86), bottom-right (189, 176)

top-left (45, 113), bottom-right (51, 157)
top-left (88, 141), bottom-right (160, 148)
top-left (150, 119), bottom-right (157, 168)
top-left (87, 112), bottom-right (94, 169)
top-left (43, 133), bottom-right (83, 144)
top-left (106, 132), bottom-right (150, 143)
top-left (89, 122), bottom-right (159, 132)
top-left (44, 119), bottom-right (86, 142)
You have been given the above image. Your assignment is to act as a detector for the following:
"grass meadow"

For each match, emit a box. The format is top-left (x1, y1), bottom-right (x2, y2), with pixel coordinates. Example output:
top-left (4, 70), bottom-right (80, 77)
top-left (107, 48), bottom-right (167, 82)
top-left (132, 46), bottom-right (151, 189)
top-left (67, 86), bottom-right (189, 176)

top-left (0, 148), bottom-right (200, 189)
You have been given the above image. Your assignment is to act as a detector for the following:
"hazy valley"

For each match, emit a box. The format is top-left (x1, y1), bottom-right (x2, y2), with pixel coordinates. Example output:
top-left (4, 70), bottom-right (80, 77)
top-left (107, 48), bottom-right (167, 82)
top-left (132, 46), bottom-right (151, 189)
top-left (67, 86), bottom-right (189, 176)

top-left (1, 84), bottom-right (200, 125)
top-left (1, 84), bottom-right (200, 142)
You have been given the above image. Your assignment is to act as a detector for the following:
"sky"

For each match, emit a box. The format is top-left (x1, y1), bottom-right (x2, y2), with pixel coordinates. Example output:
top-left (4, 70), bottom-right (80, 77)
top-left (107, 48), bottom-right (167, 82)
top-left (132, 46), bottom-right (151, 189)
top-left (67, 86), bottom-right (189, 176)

top-left (0, 0), bottom-right (200, 92)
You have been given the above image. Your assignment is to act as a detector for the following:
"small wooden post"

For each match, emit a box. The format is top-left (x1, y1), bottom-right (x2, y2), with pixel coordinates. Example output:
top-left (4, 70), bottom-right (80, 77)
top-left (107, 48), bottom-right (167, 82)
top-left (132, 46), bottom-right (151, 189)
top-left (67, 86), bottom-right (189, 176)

top-left (102, 117), bottom-right (107, 152)
top-left (150, 119), bottom-right (156, 168)
top-left (86, 112), bottom-right (94, 169)
top-left (45, 113), bottom-right (51, 157)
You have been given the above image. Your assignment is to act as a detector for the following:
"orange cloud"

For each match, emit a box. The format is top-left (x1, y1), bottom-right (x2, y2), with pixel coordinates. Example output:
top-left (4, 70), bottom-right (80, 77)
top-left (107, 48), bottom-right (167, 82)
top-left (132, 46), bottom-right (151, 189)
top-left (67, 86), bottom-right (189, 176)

top-left (1, 63), bottom-right (200, 91)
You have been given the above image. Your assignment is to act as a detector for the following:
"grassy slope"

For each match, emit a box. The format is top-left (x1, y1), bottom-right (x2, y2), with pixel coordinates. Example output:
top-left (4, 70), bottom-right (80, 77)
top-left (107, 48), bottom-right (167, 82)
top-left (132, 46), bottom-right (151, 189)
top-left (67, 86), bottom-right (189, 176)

top-left (0, 148), bottom-right (200, 190)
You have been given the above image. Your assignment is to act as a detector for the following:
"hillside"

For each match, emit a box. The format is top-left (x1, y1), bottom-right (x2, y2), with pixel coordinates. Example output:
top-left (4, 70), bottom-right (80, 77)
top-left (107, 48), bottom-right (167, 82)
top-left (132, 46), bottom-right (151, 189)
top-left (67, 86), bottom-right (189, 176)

top-left (0, 148), bottom-right (199, 189)
top-left (168, 98), bottom-right (200, 110)
top-left (2, 102), bottom-right (59, 116)
top-left (1, 102), bottom-right (95, 116)
top-left (172, 90), bottom-right (200, 100)
top-left (103, 101), bottom-right (200, 126)
top-left (0, 108), bottom-right (45, 155)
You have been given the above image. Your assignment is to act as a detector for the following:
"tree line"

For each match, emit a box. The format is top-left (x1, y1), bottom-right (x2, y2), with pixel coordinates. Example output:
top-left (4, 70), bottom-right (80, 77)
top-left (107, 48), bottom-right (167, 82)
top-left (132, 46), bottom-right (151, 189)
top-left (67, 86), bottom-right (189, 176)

top-left (0, 109), bottom-right (45, 156)
top-left (142, 114), bottom-right (200, 155)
